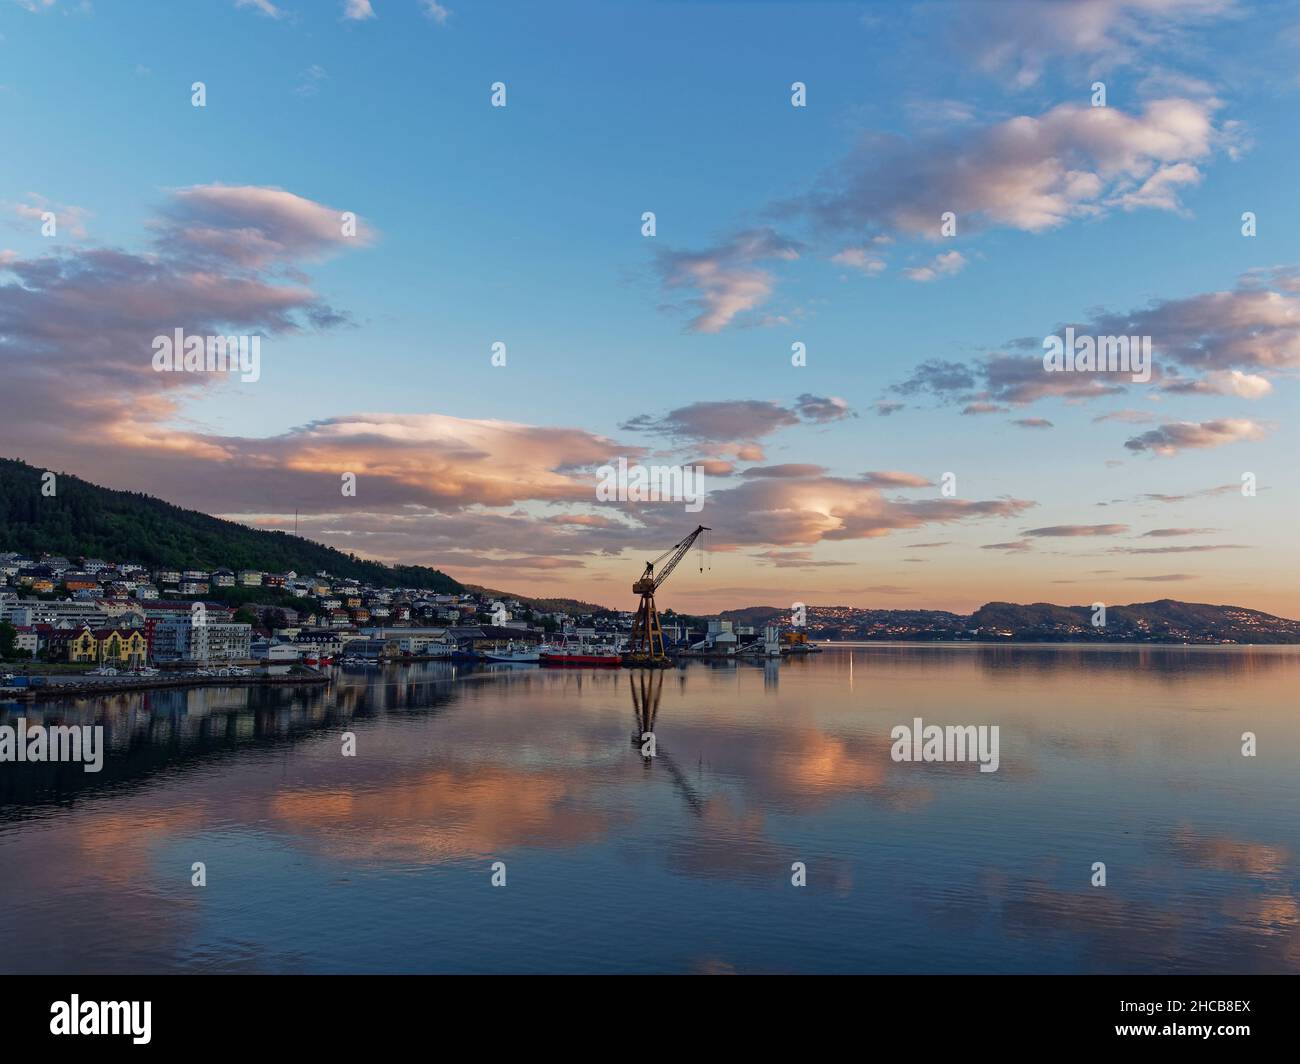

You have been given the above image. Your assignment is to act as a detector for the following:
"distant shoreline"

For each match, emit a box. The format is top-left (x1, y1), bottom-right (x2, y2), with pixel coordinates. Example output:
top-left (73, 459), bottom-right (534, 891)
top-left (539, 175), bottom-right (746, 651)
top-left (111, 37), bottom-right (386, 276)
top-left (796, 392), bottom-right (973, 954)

top-left (815, 640), bottom-right (1300, 650)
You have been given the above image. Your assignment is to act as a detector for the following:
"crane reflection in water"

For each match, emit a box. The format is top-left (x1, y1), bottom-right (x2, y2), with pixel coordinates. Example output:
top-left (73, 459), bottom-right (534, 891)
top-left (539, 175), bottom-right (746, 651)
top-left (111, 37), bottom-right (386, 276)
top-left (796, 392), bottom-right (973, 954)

top-left (628, 669), bottom-right (704, 816)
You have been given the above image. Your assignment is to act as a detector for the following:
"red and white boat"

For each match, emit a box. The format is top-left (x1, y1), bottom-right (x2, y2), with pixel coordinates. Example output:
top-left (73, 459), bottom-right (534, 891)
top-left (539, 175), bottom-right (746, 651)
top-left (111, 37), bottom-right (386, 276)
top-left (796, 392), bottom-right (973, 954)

top-left (540, 635), bottom-right (622, 667)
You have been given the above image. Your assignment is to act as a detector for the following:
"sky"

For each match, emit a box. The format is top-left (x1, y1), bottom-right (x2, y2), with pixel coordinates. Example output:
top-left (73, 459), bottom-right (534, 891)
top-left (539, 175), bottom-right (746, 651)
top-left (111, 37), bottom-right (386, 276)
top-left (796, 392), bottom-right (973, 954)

top-left (1, 0), bottom-right (1299, 616)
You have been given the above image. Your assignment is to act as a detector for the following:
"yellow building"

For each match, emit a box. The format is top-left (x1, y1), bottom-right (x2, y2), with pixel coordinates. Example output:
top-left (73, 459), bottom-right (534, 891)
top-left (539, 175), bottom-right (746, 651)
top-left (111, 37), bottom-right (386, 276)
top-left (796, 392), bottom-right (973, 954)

top-left (69, 627), bottom-right (148, 666)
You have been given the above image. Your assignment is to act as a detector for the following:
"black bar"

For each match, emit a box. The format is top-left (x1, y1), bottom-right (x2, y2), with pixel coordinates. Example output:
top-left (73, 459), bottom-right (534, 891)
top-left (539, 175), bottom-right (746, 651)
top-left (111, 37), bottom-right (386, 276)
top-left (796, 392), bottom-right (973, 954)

top-left (2, 975), bottom-right (1286, 1052)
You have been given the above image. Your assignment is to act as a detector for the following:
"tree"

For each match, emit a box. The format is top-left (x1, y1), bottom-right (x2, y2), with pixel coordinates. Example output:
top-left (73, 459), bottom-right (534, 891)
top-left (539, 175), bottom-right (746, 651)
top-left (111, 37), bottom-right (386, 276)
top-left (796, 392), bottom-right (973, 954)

top-left (260, 607), bottom-right (290, 630)
top-left (0, 620), bottom-right (17, 660)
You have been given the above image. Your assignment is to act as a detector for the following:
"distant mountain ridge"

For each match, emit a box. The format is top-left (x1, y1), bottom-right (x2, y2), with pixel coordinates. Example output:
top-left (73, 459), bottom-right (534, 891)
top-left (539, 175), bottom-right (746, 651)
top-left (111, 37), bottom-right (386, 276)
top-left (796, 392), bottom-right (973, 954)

top-left (723, 599), bottom-right (1300, 643)
top-left (0, 457), bottom-right (462, 592)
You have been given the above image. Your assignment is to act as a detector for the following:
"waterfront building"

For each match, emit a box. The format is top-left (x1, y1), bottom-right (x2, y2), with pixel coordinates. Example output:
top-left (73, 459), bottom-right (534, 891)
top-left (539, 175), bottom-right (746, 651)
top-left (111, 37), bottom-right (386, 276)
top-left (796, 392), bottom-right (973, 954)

top-left (150, 618), bottom-right (252, 662)
top-left (68, 626), bottom-right (149, 667)
top-left (2, 598), bottom-right (111, 628)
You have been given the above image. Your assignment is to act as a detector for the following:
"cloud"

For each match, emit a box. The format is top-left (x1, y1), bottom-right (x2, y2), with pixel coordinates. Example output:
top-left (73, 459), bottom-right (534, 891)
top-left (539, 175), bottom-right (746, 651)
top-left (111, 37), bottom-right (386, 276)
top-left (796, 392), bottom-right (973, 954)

top-left (1115, 160), bottom-right (1202, 212)
top-left (830, 246), bottom-right (886, 274)
top-left (654, 228), bottom-right (801, 333)
top-left (235, 0), bottom-right (283, 17)
top-left (1011, 417), bottom-right (1054, 429)
top-left (982, 540), bottom-right (1033, 552)
top-left (859, 471), bottom-right (932, 488)
top-left (295, 65), bottom-right (328, 98)
top-left (693, 474), bottom-right (1034, 547)
top-left (1093, 408), bottom-right (1156, 423)
top-left (695, 459), bottom-right (735, 476)
top-left (892, 360), bottom-right (977, 398)
top-left (1142, 527), bottom-right (1218, 537)
top-left (1024, 524), bottom-right (1129, 536)
top-left (754, 550), bottom-right (854, 569)
top-left (793, 393), bottom-right (854, 422)
top-left (420, 0), bottom-right (451, 23)
top-left (1161, 368), bottom-right (1273, 398)
top-left (893, 270), bottom-right (1300, 412)
top-left (10, 194), bottom-right (89, 239)
top-left (989, 353), bottom-right (1134, 404)
top-left (343, 0), bottom-right (375, 19)
top-left (874, 401), bottom-right (905, 416)
top-left (741, 464), bottom-right (828, 479)
top-left (802, 97), bottom-right (1229, 238)
top-left (1124, 418), bottom-right (1268, 455)
top-left (1087, 276), bottom-right (1300, 373)
top-left (0, 184), bottom-right (369, 471)
top-left (621, 399), bottom-right (799, 443)
top-left (1124, 573), bottom-right (1198, 581)
top-left (1140, 483), bottom-right (1240, 503)
top-left (903, 250), bottom-right (967, 282)
top-left (1121, 543), bottom-right (1248, 554)
top-left (621, 394), bottom-right (848, 446)
top-left (156, 184), bottom-right (372, 267)
top-left (951, 0), bottom-right (1238, 88)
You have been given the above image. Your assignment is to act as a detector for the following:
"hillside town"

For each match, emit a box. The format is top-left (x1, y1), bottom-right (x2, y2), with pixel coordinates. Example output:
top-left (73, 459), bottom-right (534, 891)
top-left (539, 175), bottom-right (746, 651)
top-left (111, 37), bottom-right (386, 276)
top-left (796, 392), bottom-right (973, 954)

top-left (0, 551), bottom-right (790, 671)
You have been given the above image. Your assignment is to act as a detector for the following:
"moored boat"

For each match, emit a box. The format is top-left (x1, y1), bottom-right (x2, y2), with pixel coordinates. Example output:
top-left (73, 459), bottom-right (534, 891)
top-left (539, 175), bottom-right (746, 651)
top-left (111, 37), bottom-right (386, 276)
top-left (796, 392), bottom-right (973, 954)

top-left (482, 641), bottom-right (540, 664)
top-left (540, 635), bottom-right (622, 667)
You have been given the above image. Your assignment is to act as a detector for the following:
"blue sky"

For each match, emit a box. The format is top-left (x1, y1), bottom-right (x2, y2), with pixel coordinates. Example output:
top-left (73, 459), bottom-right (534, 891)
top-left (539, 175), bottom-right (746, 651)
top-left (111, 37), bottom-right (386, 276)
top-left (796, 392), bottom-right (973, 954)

top-left (1, 0), bottom-right (1298, 613)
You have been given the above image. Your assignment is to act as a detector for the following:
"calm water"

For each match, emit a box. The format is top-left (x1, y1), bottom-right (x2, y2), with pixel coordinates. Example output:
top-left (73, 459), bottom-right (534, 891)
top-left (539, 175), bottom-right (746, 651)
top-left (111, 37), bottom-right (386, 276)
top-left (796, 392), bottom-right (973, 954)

top-left (2, 645), bottom-right (1298, 974)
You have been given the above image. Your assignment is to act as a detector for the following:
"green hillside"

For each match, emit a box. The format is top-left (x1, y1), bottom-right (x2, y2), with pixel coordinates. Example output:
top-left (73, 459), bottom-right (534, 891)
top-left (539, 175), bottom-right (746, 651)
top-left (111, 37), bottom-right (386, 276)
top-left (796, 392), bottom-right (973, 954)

top-left (0, 457), bottom-right (462, 592)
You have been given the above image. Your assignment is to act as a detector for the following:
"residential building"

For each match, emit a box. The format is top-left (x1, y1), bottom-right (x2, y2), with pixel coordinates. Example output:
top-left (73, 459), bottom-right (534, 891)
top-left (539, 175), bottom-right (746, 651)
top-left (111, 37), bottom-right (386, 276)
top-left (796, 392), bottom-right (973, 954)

top-left (68, 626), bottom-right (148, 667)
top-left (150, 618), bottom-right (252, 662)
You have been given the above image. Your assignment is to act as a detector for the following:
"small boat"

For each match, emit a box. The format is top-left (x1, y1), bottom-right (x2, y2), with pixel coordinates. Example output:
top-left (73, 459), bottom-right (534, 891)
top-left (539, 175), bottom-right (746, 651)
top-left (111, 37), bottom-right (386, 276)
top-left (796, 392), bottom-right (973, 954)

top-left (540, 635), bottom-right (622, 667)
top-left (482, 641), bottom-right (540, 664)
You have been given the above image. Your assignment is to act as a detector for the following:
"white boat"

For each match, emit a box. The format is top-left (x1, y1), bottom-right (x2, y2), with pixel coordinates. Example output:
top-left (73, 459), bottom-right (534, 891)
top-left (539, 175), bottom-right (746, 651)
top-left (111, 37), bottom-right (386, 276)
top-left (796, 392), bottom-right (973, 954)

top-left (482, 641), bottom-right (540, 664)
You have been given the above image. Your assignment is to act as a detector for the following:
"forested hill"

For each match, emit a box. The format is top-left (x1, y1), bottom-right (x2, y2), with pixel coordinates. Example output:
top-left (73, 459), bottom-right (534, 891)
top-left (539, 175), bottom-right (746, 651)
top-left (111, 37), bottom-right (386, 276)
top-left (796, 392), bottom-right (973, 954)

top-left (0, 457), bottom-right (462, 592)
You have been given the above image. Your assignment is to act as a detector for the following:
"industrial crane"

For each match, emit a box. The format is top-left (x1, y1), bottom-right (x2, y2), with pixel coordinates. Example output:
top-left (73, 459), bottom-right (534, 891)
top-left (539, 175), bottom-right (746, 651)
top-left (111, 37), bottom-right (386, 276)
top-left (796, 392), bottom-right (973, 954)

top-left (626, 524), bottom-right (709, 666)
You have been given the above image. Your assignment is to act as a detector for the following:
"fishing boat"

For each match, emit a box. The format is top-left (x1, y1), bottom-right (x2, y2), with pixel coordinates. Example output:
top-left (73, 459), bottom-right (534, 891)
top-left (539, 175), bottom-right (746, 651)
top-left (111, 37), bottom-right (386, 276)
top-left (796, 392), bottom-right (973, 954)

top-left (481, 641), bottom-right (540, 664)
top-left (540, 635), bottom-right (622, 667)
